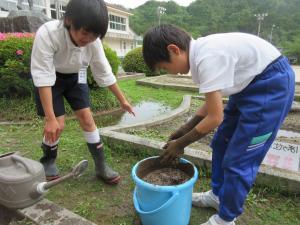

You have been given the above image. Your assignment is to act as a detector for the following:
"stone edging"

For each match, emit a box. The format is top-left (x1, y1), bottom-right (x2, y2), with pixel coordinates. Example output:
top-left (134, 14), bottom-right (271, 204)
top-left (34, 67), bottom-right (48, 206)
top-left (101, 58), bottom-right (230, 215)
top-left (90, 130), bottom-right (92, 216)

top-left (194, 95), bottom-right (300, 112)
top-left (19, 199), bottom-right (96, 225)
top-left (100, 95), bottom-right (300, 194)
top-left (117, 73), bottom-right (145, 80)
top-left (1, 198), bottom-right (96, 225)
top-left (136, 75), bottom-right (198, 92)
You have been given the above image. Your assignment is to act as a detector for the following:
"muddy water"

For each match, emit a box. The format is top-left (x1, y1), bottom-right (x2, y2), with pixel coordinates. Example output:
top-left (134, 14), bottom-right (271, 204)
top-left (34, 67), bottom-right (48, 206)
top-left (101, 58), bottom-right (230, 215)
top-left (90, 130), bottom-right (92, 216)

top-left (118, 101), bottom-right (171, 125)
top-left (94, 101), bottom-right (171, 127)
top-left (143, 168), bottom-right (190, 186)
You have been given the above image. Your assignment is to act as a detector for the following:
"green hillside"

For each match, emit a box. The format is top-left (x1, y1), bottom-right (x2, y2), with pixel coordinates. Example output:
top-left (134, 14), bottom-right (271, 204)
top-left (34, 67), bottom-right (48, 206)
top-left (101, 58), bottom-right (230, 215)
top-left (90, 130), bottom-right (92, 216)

top-left (129, 0), bottom-right (300, 60)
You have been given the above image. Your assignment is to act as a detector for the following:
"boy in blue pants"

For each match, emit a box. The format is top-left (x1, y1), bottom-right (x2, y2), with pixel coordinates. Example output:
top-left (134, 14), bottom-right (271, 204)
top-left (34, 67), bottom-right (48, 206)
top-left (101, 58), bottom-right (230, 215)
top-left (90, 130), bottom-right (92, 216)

top-left (142, 24), bottom-right (295, 225)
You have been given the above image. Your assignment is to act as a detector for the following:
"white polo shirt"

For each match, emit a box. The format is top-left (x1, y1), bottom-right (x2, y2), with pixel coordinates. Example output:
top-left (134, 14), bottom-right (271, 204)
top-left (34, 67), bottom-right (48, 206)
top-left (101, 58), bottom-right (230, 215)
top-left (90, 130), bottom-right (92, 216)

top-left (31, 20), bottom-right (116, 87)
top-left (189, 32), bottom-right (281, 96)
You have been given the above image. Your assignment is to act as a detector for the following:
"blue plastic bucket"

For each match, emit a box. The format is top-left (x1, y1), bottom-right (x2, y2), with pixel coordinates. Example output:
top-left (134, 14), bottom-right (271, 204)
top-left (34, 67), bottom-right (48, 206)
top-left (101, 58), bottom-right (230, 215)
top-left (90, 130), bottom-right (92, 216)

top-left (132, 156), bottom-right (198, 225)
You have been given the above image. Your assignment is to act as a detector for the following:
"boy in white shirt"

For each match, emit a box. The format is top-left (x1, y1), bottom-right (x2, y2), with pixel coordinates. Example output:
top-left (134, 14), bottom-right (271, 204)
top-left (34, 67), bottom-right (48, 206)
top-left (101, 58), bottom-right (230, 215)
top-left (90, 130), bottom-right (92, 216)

top-left (31, 0), bottom-right (135, 185)
top-left (143, 24), bottom-right (295, 225)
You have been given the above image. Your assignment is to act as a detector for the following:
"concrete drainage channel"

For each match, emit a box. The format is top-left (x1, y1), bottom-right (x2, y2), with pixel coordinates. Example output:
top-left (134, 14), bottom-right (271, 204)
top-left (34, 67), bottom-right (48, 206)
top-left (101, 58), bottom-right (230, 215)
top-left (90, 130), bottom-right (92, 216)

top-left (101, 95), bottom-right (300, 194)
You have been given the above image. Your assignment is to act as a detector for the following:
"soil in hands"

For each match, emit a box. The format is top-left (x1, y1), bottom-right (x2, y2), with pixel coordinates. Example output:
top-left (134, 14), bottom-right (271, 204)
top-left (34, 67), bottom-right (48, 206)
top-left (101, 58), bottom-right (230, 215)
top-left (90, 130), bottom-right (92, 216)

top-left (142, 167), bottom-right (190, 186)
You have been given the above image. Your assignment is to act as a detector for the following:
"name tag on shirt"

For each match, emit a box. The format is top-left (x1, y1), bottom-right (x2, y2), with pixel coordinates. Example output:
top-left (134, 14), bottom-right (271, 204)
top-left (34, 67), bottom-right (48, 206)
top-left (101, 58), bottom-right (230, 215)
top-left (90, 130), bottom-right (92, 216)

top-left (78, 67), bottom-right (87, 84)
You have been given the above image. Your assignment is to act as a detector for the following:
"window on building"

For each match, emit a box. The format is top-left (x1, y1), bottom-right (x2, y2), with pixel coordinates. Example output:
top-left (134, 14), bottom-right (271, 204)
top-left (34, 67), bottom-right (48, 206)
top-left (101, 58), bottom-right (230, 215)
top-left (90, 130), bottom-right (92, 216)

top-left (109, 14), bottom-right (126, 31)
top-left (50, 2), bottom-right (66, 19)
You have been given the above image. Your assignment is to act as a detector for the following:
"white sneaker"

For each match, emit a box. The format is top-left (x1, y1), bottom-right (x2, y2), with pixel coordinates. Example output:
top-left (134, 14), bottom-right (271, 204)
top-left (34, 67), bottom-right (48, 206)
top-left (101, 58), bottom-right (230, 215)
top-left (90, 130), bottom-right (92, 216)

top-left (201, 214), bottom-right (235, 225)
top-left (192, 190), bottom-right (219, 210)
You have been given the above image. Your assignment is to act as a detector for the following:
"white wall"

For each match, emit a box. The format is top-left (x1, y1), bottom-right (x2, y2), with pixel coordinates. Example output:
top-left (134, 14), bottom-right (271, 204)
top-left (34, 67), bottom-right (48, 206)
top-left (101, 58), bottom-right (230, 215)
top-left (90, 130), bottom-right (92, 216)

top-left (0, 11), bottom-right (9, 17)
top-left (103, 38), bottom-right (136, 58)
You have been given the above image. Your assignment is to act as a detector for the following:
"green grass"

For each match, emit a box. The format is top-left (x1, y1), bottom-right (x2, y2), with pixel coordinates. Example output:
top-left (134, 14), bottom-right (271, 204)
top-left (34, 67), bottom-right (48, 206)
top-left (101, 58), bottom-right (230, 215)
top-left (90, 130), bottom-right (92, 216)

top-left (0, 88), bottom-right (119, 121)
top-left (1, 121), bottom-right (299, 225)
top-left (0, 78), bottom-right (299, 225)
top-left (118, 78), bottom-right (195, 108)
top-left (0, 78), bottom-right (194, 121)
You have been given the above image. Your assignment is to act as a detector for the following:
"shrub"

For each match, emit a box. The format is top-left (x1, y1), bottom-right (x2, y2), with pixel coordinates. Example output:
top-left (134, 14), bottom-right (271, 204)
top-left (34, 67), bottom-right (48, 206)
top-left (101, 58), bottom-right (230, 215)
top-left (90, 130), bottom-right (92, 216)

top-left (87, 44), bottom-right (120, 89)
top-left (0, 33), bottom-right (120, 93)
top-left (0, 59), bottom-right (33, 98)
top-left (122, 47), bottom-right (155, 76)
top-left (104, 44), bottom-right (120, 75)
top-left (0, 34), bottom-right (33, 98)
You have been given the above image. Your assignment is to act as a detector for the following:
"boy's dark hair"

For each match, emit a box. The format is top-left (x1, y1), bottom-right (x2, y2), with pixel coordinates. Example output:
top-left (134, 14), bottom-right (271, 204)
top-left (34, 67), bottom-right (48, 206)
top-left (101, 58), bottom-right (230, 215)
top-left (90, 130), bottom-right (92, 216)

top-left (64, 0), bottom-right (108, 39)
top-left (143, 24), bottom-right (191, 71)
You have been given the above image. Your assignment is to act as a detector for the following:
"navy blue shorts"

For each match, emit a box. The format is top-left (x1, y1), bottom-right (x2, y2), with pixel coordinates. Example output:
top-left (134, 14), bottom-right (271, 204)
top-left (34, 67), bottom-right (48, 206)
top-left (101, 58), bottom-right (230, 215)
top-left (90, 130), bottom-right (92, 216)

top-left (35, 72), bottom-right (90, 117)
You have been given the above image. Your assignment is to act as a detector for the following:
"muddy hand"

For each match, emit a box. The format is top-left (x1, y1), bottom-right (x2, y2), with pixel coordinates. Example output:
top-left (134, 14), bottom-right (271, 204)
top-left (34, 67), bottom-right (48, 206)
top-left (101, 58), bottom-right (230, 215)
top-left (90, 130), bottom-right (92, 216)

top-left (160, 142), bottom-right (180, 166)
top-left (161, 142), bottom-right (177, 165)
top-left (162, 141), bottom-right (169, 150)
top-left (160, 140), bottom-right (184, 164)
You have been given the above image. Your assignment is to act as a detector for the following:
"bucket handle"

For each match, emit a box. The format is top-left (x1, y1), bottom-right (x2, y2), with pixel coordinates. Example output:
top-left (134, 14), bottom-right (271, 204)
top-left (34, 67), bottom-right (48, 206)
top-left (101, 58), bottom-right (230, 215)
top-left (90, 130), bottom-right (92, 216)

top-left (11, 154), bottom-right (35, 175)
top-left (133, 188), bottom-right (179, 215)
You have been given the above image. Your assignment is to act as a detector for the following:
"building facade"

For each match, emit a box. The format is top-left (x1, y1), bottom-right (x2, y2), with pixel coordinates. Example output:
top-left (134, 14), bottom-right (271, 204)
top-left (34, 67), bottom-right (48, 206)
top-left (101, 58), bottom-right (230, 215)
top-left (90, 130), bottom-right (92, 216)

top-left (104, 3), bottom-right (142, 58)
top-left (0, 0), bottom-right (142, 57)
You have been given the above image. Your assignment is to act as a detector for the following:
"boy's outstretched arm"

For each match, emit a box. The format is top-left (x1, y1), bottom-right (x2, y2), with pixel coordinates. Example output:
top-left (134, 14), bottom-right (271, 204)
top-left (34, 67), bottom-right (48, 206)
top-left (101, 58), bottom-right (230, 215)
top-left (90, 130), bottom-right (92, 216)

top-left (108, 83), bottom-right (135, 116)
top-left (161, 91), bottom-right (223, 163)
top-left (166, 99), bottom-right (212, 142)
top-left (38, 87), bottom-right (62, 144)
top-left (167, 114), bottom-right (205, 142)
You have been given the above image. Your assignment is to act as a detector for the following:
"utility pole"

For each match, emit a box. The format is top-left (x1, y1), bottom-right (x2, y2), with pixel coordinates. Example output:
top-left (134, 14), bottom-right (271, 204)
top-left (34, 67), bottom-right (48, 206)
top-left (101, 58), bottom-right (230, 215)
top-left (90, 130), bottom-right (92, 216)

top-left (269, 24), bottom-right (276, 43)
top-left (157, 6), bottom-right (166, 26)
top-left (254, 13), bottom-right (268, 37)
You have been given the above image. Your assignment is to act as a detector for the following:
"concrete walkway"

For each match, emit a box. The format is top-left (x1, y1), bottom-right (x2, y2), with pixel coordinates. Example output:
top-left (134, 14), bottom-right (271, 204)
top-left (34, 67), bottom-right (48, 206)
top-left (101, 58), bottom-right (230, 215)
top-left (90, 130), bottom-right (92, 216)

top-left (0, 198), bottom-right (96, 225)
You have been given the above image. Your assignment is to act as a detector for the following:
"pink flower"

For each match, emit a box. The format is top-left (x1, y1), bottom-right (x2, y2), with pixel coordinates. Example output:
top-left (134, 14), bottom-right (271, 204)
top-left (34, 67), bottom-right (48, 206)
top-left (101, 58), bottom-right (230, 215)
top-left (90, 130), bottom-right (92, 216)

top-left (16, 49), bottom-right (24, 56)
top-left (0, 32), bottom-right (35, 41)
top-left (0, 33), bottom-right (6, 41)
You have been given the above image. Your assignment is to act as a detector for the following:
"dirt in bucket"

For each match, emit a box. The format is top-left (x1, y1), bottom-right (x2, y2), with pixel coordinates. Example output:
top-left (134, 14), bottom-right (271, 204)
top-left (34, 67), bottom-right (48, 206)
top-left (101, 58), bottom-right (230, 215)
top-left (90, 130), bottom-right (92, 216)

top-left (137, 157), bottom-right (194, 186)
top-left (143, 167), bottom-right (190, 186)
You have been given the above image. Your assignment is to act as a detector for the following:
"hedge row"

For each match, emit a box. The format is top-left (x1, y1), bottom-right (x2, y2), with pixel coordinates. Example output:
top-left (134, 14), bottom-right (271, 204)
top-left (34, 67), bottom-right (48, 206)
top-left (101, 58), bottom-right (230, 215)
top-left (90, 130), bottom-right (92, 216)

top-left (0, 33), bottom-right (120, 98)
top-left (122, 46), bottom-right (166, 77)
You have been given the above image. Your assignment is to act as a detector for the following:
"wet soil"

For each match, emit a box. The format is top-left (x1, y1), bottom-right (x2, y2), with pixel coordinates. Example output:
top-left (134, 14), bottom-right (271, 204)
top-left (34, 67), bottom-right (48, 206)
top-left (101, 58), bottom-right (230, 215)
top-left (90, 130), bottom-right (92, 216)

top-left (142, 168), bottom-right (190, 186)
top-left (137, 157), bottom-right (194, 186)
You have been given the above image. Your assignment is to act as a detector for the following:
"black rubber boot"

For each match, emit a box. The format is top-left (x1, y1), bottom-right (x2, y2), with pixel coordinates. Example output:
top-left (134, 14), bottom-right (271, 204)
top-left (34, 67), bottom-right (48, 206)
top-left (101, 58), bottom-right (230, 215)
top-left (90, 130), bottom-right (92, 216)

top-left (40, 143), bottom-right (59, 181)
top-left (87, 142), bottom-right (121, 184)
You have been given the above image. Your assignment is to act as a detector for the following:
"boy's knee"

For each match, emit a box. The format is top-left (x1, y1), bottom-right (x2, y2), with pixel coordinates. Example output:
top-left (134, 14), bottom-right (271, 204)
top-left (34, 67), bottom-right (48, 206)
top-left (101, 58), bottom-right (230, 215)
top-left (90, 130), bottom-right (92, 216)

top-left (79, 112), bottom-right (95, 129)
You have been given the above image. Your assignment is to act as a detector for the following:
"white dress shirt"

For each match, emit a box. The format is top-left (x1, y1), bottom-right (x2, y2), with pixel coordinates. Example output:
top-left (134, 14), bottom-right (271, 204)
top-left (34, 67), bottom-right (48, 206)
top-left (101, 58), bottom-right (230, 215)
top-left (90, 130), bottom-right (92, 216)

top-left (31, 20), bottom-right (116, 87)
top-left (189, 32), bottom-right (281, 96)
